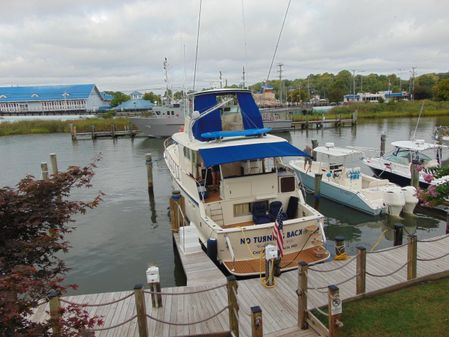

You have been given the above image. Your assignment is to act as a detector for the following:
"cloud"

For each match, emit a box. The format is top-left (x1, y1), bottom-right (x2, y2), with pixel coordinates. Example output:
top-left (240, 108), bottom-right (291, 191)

top-left (0, 0), bottom-right (448, 92)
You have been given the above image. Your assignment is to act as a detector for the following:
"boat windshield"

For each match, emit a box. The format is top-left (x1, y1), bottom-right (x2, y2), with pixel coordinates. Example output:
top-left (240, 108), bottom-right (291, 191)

top-left (385, 148), bottom-right (432, 165)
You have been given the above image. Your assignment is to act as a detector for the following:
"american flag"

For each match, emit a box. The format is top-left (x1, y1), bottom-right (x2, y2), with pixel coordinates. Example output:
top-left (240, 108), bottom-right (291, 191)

top-left (272, 213), bottom-right (285, 257)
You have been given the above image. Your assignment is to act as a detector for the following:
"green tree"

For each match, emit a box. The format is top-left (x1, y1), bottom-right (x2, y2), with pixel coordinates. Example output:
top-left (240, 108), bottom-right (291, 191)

top-left (415, 74), bottom-right (438, 99)
top-left (433, 79), bottom-right (449, 101)
top-left (143, 92), bottom-right (161, 104)
top-left (110, 92), bottom-right (130, 107)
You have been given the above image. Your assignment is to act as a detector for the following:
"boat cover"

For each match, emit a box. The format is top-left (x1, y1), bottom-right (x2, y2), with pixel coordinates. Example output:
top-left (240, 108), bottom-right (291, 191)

top-left (199, 141), bottom-right (306, 167)
top-left (201, 128), bottom-right (272, 139)
top-left (192, 91), bottom-right (264, 141)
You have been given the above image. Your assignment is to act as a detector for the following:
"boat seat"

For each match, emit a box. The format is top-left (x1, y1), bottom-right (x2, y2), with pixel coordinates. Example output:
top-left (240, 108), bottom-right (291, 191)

top-left (268, 201), bottom-right (287, 221)
top-left (286, 196), bottom-right (299, 219)
top-left (252, 201), bottom-right (272, 225)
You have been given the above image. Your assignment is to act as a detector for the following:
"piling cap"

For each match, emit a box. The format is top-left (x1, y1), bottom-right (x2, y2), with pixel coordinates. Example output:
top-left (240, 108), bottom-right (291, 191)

top-left (171, 190), bottom-right (181, 200)
top-left (335, 235), bottom-right (345, 242)
top-left (146, 266), bottom-right (160, 283)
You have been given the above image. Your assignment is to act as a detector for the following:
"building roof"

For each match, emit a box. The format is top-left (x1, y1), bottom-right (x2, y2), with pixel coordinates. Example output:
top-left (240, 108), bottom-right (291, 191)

top-left (113, 99), bottom-right (154, 111)
top-left (101, 92), bottom-right (114, 101)
top-left (0, 84), bottom-right (96, 102)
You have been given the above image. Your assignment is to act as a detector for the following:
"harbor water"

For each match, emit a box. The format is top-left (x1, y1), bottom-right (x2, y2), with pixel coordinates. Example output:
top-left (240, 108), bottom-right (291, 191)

top-left (1, 116), bottom-right (448, 295)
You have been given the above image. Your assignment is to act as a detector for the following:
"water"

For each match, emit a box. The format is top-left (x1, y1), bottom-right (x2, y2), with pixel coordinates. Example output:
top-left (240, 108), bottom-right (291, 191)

top-left (1, 116), bottom-right (448, 295)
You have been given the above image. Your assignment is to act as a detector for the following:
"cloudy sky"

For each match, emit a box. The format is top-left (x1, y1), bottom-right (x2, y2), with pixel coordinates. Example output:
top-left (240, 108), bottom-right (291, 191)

top-left (0, 0), bottom-right (448, 93)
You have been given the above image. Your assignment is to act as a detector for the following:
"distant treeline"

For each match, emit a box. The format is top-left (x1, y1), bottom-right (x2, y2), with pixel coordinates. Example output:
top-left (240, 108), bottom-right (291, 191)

top-left (250, 70), bottom-right (449, 103)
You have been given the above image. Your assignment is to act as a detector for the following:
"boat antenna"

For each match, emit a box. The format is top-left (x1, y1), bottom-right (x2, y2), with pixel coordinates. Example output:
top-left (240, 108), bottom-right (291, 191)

top-left (192, 0), bottom-right (203, 91)
top-left (412, 101), bottom-right (425, 140)
top-left (265, 0), bottom-right (292, 85)
top-left (241, 0), bottom-right (248, 88)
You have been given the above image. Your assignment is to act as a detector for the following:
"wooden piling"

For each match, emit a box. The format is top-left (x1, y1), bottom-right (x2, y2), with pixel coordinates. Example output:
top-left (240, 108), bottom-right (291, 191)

top-left (49, 153), bottom-right (58, 175)
top-left (351, 110), bottom-right (358, 125)
top-left (313, 173), bottom-right (322, 210)
top-left (394, 224), bottom-right (403, 246)
top-left (250, 306), bottom-right (263, 337)
top-left (48, 290), bottom-right (62, 337)
top-left (169, 191), bottom-right (185, 232)
top-left (134, 284), bottom-right (149, 337)
top-left (410, 161), bottom-right (420, 189)
top-left (41, 162), bottom-right (49, 180)
top-left (264, 258), bottom-right (275, 286)
top-left (298, 261), bottom-right (308, 329)
top-left (356, 246), bottom-right (366, 295)
top-left (145, 153), bottom-right (153, 192)
top-left (226, 275), bottom-right (239, 337)
top-left (335, 236), bottom-right (345, 256)
top-left (380, 134), bottom-right (386, 156)
top-left (407, 234), bottom-right (417, 280)
top-left (111, 123), bottom-right (116, 138)
top-left (146, 266), bottom-right (162, 308)
top-left (328, 285), bottom-right (342, 337)
top-left (71, 125), bottom-right (77, 141)
top-left (91, 125), bottom-right (96, 140)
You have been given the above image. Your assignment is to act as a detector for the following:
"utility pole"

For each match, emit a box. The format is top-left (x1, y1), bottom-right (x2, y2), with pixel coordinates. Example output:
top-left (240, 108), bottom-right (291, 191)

top-left (352, 70), bottom-right (356, 102)
top-left (219, 71), bottom-right (223, 88)
top-left (242, 66), bottom-right (246, 89)
top-left (277, 63), bottom-right (284, 105)
top-left (410, 67), bottom-right (416, 101)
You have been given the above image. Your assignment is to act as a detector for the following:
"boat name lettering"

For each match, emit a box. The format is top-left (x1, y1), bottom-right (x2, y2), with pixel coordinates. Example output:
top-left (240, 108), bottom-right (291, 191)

top-left (239, 229), bottom-right (304, 245)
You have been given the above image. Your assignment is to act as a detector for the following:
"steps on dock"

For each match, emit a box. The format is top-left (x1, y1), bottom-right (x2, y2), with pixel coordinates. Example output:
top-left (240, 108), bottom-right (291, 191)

top-left (178, 224), bottom-right (202, 254)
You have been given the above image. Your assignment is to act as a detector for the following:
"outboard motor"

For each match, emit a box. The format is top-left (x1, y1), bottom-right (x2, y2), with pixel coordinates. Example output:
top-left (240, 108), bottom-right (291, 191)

top-left (383, 187), bottom-right (405, 217)
top-left (401, 186), bottom-right (418, 214)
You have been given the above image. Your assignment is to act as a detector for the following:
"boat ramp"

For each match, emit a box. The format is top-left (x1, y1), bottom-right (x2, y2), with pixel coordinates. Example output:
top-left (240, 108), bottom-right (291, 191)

top-left (31, 231), bottom-right (449, 337)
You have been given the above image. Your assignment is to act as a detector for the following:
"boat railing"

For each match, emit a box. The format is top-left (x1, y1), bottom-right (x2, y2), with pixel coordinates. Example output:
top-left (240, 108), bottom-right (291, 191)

top-left (224, 235), bottom-right (236, 272)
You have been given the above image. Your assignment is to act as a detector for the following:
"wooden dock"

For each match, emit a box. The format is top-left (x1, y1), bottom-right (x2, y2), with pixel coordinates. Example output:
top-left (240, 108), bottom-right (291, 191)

top-left (31, 234), bottom-right (449, 337)
top-left (70, 123), bottom-right (139, 141)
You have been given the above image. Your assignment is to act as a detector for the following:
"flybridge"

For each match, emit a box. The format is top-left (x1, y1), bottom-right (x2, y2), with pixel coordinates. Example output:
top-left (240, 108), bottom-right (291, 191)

top-left (189, 89), bottom-right (264, 141)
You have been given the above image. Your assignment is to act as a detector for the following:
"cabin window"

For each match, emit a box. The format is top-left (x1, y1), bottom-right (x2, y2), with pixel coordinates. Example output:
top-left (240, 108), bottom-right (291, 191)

top-left (280, 176), bottom-right (295, 192)
top-left (233, 203), bottom-right (251, 217)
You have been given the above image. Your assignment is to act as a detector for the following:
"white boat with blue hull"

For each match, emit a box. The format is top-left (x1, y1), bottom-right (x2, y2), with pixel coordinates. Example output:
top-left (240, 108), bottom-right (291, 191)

top-left (290, 144), bottom-right (418, 216)
top-left (164, 88), bottom-right (330, 276)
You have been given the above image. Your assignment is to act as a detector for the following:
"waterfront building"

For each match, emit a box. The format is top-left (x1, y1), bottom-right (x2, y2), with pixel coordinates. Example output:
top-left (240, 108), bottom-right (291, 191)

top-left (113, 91), bottom-right (154, 113)
top-left (0, 84), bottom-right (110, 115)
top-left (253, 84), bottom-right (281, 107)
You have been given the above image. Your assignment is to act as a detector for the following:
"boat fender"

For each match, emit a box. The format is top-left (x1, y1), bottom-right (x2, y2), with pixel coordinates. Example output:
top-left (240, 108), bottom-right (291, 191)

top-left (207, 238), bottom-right (218, 262)
top-left (326, 172), bottom-right (332, 178)
top-left (346, 171), bottom-right (352, 179)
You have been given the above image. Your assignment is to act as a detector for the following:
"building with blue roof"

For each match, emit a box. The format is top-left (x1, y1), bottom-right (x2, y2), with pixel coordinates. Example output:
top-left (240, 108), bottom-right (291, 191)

top-left (0, 84), bottom-right (110, 115)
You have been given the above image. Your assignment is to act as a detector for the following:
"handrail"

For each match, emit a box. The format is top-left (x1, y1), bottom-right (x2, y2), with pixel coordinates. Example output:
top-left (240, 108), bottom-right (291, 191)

top-left (225, 235), bottom-right (236, 271)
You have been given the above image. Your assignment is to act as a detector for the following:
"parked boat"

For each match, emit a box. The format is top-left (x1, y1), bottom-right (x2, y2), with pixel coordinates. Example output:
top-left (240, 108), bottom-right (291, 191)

top-left (163, 88), bottom-right (330, 276)
top-left (363, 139), bottom-right (448, 188)
top-left (290, 143), bottom-right (418, 216)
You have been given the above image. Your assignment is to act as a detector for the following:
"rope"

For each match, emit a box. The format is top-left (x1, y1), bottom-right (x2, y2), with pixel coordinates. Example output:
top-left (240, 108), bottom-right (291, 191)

top-left (307, 274), bottom-right (358, 291)
top-left (60, 292), bottom-right (133, 307)
top-left (366, 262), bottom-right (408, 278)
top-left (366, 244), bottom-right (404, 254)
top-left (146, 305), bottom-right (229, 326)
top-left (36, 299), bottom-right (49, 307)
top-left (308, 297), bottom-right (329, 317)
top-left (89, 315), bottom-right (137, 332)
top-left (308, 255), bottom-right (356, 273)
top-left (265, 0), bottom-right (292, 83)
top-left (417, 235), bottom-right (449, 243)
top-left (417, 251), bottom-right (449, 262)
top-left (143, 283), bottom-right (226, 296)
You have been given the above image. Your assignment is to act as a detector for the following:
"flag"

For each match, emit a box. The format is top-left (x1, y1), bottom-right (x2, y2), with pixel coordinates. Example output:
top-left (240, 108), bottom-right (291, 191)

top-left (272, 213), bottom-right (285, 257)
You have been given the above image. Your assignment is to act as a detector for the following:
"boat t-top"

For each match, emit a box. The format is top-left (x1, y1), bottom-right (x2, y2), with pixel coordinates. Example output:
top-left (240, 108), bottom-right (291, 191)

top-left (290, 143), bottom-right (418, 216)
top-left (363, 139), bottom-right (447, 188)
top-left (164, 88), bottom-right (329, 276)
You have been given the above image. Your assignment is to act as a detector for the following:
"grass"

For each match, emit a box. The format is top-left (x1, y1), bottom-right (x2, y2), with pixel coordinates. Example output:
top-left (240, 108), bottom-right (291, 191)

top-left (0, 117), bottom-right (131, 137)
top-left (313, 277), bottom-right (449, 337)
top-left (291, 100), bottom-right (449, 121)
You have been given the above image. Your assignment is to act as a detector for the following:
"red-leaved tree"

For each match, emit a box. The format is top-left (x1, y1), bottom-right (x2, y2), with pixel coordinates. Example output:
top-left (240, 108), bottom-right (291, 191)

top-left (0, 163), bottom-right (104, 336)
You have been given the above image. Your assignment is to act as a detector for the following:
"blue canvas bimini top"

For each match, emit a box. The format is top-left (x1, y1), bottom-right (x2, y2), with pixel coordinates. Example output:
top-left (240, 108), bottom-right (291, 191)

top-left (201, 128), bottom-right (272, 139)
top-left (199, 141), bottom-right (306, 167)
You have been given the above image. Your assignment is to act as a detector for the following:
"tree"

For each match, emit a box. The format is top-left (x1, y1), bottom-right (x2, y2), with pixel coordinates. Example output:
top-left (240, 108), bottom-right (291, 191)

top-left (433, 78), bottom-right (449, 101)
top-left (0, 163), bottom-right (103, 336)
top-left (143, 92), bottom-right (161, 104)
top-left (110, 92), bottom-right (130, 107)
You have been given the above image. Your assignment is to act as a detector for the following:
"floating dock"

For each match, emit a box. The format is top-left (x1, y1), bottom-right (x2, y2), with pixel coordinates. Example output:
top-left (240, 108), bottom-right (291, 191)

top-left (31, 233), bottom-right (449, 337)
